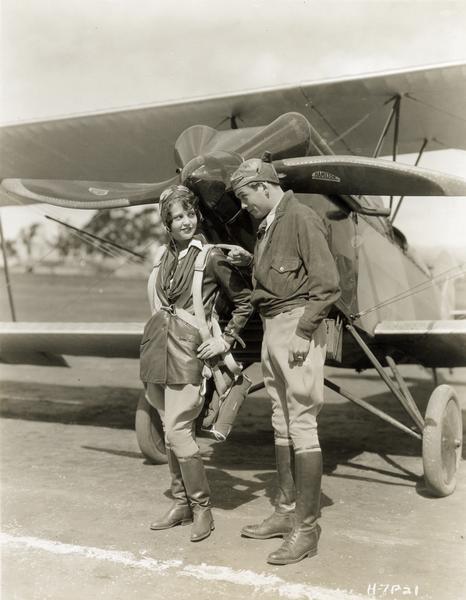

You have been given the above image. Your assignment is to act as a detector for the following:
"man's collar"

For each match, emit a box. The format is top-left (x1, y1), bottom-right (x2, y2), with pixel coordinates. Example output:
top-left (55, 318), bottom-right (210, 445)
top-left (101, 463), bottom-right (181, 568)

top-left (274, 190), bottom-right (293, 217)
top-left (259, 191), bottom-right (290, 232)
top-left (263, 202), bottom-right (279, 231)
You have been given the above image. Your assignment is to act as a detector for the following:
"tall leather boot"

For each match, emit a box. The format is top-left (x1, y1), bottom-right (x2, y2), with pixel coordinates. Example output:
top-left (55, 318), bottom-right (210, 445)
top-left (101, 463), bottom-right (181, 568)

top-left (150, 447), bottom-right (193, 530)
top-left (241, 445), bottom-right (296, 539)
top-left (267, 450), bottom-right (322, 565)
top-left (179, 453), bottom-right (215, 542)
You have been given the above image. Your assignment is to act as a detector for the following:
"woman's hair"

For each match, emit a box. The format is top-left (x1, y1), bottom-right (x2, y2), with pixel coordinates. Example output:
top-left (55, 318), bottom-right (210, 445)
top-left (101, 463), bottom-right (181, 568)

top-left (159, 185), bottom-right (200, 230)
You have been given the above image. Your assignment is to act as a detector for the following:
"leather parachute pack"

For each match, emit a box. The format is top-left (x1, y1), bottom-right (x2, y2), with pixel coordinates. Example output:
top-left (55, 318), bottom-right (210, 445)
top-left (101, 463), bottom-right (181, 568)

top-left (145, 243), bottom-right (251, 442)
top-left (191, 244), bottom-right (252, 441)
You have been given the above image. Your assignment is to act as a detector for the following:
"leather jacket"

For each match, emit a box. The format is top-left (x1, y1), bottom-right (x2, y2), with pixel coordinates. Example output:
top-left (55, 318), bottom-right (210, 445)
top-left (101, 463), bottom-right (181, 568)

top-left (251, 191), bottom-right (340, 339)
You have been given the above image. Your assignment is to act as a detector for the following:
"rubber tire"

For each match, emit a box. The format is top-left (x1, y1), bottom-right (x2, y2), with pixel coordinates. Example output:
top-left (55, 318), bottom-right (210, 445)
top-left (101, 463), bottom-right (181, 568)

top-left (135, 390), bottom-right (167, 464)
top-left (422, 384), bottom-right (462, 497)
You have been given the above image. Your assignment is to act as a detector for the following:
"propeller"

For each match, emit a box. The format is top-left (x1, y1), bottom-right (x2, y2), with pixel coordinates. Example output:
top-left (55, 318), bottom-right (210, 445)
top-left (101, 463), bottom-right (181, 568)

top-left (174, 112), bottom-right (312, 169)
top-left (272, 155), bottom-right (466, 197)
top-left (1, 176), bottom-right (178, 210)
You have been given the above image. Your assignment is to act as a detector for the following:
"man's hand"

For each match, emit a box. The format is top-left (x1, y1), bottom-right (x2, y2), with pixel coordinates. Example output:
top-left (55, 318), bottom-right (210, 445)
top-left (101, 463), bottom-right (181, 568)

top-left (288, 333), bottom-right (310, 366)
top-left (226, 247), bottom-right (253, 267)
top-left (197, 337), bottom-right (230, 360)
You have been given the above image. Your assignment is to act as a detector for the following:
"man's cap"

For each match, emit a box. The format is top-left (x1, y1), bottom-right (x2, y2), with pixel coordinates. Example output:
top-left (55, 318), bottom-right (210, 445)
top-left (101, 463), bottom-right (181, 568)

top-left (230, 153), bottom-right (280, 192)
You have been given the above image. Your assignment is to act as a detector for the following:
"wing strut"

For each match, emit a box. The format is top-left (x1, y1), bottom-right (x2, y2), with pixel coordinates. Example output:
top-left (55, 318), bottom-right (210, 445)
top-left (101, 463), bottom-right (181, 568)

top-left (344, 323), bottom-right (424, 436)
top-left (0, 212), bottom-right (17, 321)
top-left (372, 95), bottom-right (399, 158)
top-left (390, 137), bottom-right (429, 224)
top-left (371, 95), bottom-right (402, 212)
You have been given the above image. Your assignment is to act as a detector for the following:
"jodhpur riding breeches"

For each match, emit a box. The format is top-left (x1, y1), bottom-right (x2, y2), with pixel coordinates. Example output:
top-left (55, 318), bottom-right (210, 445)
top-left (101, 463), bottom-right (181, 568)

top-left (261, 306), bottom-right (326, 453)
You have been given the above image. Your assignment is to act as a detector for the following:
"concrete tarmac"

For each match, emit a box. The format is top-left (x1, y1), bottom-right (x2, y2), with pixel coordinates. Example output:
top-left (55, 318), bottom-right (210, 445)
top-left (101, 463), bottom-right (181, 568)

top-left (1, 358), bottom-right (465, 600)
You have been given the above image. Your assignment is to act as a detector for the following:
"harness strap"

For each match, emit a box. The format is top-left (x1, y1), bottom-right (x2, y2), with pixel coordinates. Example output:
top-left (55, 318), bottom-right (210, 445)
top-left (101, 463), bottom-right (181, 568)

top-left (211, 317), bottom-right (242, 377)
top-left (192, 245), bottom-right (243, 384)
top-left (147, 244), bottom-right (167, 314)
top-left (147, 242), bottom-right (245, 396)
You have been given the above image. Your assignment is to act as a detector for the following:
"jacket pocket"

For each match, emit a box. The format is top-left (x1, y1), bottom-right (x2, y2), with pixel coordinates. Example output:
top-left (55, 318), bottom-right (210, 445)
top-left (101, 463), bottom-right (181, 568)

top-left (270, 257), bottom-right (300, 273)
top-left (171, 317), bottom-right (202, 350)
top-left (268, 257), bottom-right (301, 297)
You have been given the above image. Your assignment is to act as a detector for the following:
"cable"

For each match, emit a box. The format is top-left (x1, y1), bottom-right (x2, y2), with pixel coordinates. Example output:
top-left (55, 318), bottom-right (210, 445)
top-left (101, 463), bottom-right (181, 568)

top-left (1, 191), bottom-right (155, 319)
top-left (328, 102), bottom-right (390, 147)
top-left (44, 215), bottom-right (145, 260)
top-left (299, 87), bottom-right (355, 155)
top-left (353, 264), bottom-right (466, 319)
top-left (405, 93), bottom-right (466, 124)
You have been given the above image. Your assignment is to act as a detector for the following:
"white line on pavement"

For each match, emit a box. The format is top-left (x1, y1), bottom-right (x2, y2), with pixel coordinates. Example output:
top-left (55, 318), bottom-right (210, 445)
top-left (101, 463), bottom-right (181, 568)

top-left (1, 532), bottom-right (368, 600)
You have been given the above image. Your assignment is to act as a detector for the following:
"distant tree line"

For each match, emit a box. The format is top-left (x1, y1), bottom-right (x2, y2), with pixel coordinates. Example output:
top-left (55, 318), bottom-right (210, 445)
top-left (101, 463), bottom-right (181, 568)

top-left (6, 207), bottom-right (160, 264)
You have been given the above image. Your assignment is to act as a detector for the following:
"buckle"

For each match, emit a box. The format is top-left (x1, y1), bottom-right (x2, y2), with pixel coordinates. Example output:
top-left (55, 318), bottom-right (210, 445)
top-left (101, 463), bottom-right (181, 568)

top-left (161, 305), bottom-right (176, 316)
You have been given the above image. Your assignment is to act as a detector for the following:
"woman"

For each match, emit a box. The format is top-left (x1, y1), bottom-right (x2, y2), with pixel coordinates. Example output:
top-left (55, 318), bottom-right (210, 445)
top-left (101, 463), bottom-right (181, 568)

top-left (140, 185), bottom-right (252, 542)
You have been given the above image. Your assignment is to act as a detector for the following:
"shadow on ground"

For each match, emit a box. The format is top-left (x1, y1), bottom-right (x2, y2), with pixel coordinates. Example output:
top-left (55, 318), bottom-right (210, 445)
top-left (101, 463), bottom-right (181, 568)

top-left (2, 376), bottom-right (464, 465)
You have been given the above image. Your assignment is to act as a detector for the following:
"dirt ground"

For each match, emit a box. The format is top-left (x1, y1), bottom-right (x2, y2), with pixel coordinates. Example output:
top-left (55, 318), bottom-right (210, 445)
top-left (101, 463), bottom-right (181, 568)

top-left (1, 357), bottom-right (465, 600)
top-left (1, 272), bottom-right (465, 599)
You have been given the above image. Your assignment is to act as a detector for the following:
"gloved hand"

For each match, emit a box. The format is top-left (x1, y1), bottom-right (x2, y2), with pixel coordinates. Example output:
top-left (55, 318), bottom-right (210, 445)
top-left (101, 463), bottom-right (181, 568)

top-left (197, 336), bottom-right (231, 360)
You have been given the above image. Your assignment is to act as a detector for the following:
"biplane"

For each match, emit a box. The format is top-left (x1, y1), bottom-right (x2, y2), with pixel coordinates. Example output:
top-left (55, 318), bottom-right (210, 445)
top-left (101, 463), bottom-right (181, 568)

top-left (0, 62), bottom-right (465, 497)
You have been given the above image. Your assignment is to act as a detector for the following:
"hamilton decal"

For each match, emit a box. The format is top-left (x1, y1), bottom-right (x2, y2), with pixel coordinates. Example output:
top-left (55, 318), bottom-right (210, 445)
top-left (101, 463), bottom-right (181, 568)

top-left (311, 170), bottom-right (341, 183)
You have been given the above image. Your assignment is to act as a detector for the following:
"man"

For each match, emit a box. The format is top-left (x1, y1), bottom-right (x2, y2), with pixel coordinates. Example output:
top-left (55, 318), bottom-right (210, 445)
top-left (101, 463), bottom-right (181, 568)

top-left (229, 155), bottom-right (340, 565)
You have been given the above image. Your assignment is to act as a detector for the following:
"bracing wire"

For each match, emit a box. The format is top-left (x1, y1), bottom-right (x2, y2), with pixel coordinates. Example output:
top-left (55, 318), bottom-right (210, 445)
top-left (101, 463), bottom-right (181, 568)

top-left (328, 101), bottom-right (392, 147)
top-left (1, 191), bottom-right (156, 319)
top-left (4, 191), bottom-right (144, 263)
top-left (405, 94), bottom-right (466, 124)
top-left (353, 263), bottom-right (466, 319)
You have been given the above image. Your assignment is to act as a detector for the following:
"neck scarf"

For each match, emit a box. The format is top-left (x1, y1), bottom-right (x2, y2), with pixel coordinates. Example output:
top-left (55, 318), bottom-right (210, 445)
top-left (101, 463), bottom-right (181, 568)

top-left (160, 238), bottom-right (202, 304)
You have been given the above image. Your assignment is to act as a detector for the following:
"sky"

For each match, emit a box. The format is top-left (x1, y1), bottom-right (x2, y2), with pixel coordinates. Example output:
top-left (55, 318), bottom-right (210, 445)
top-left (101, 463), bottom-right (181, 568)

top-left (1, 0), bottom-right (465, 249)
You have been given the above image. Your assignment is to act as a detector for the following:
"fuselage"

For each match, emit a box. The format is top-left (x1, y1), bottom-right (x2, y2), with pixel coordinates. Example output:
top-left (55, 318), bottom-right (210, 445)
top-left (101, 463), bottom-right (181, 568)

top-left (297, 193), bottom-right (441, 331)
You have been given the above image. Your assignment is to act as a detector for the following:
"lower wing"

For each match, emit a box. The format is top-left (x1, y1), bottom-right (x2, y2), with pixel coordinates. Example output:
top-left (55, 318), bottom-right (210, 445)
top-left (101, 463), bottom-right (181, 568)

top-left (373, 320), bottom-right (466, 368)
top-left (1, 319), bottom-right (465, 369)
top-left (0, 322), bottom-right (143, 365)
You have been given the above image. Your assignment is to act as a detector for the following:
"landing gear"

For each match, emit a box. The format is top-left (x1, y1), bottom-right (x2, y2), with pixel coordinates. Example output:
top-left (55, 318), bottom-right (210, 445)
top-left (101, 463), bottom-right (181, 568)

top-left (331, 324), bottom-right (463, 497)
top-left (422, 385), bottom-right (463, 497)
top-left (135, 390), bottom-right (167, 464)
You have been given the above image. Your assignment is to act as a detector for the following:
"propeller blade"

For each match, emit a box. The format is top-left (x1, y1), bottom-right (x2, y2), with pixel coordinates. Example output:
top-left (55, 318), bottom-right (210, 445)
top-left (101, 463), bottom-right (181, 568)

top-left (174, 125), bottom-right (219, 169)
top-left (1, 176), bottom-right (179, 209)
top-left (232, 112), bottom-right (312, 161)
top-left (174, 112), bottom-right (312, 168)
top-left (273, 156), bottom-right (466, 196)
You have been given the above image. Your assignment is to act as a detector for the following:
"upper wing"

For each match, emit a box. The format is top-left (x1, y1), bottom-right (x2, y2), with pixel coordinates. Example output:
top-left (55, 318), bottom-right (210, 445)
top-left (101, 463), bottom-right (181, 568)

top-left (1, 62), bottom-right (465, 192)
top-left (373, 320), bottom-right (466, 368)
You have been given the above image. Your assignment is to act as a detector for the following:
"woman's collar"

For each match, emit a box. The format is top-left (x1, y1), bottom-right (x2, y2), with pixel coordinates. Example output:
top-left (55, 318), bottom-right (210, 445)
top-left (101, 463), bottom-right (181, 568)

top-left (170, 235), bottom-right (204, 259)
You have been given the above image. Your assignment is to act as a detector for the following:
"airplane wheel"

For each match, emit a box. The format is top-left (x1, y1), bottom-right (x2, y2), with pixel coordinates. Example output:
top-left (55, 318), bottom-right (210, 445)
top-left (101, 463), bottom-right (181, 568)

top-left (422, 385), bottom-right (462, 497)
top-left (135, 390), bottom-right (167, 464)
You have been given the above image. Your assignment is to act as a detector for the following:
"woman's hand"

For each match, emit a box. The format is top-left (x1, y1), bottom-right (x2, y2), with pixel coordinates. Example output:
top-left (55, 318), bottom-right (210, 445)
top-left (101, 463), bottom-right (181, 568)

top-left (226, 247), bottom-right (253, 267)
top-left (197, 337), bottom-right (231, 360)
